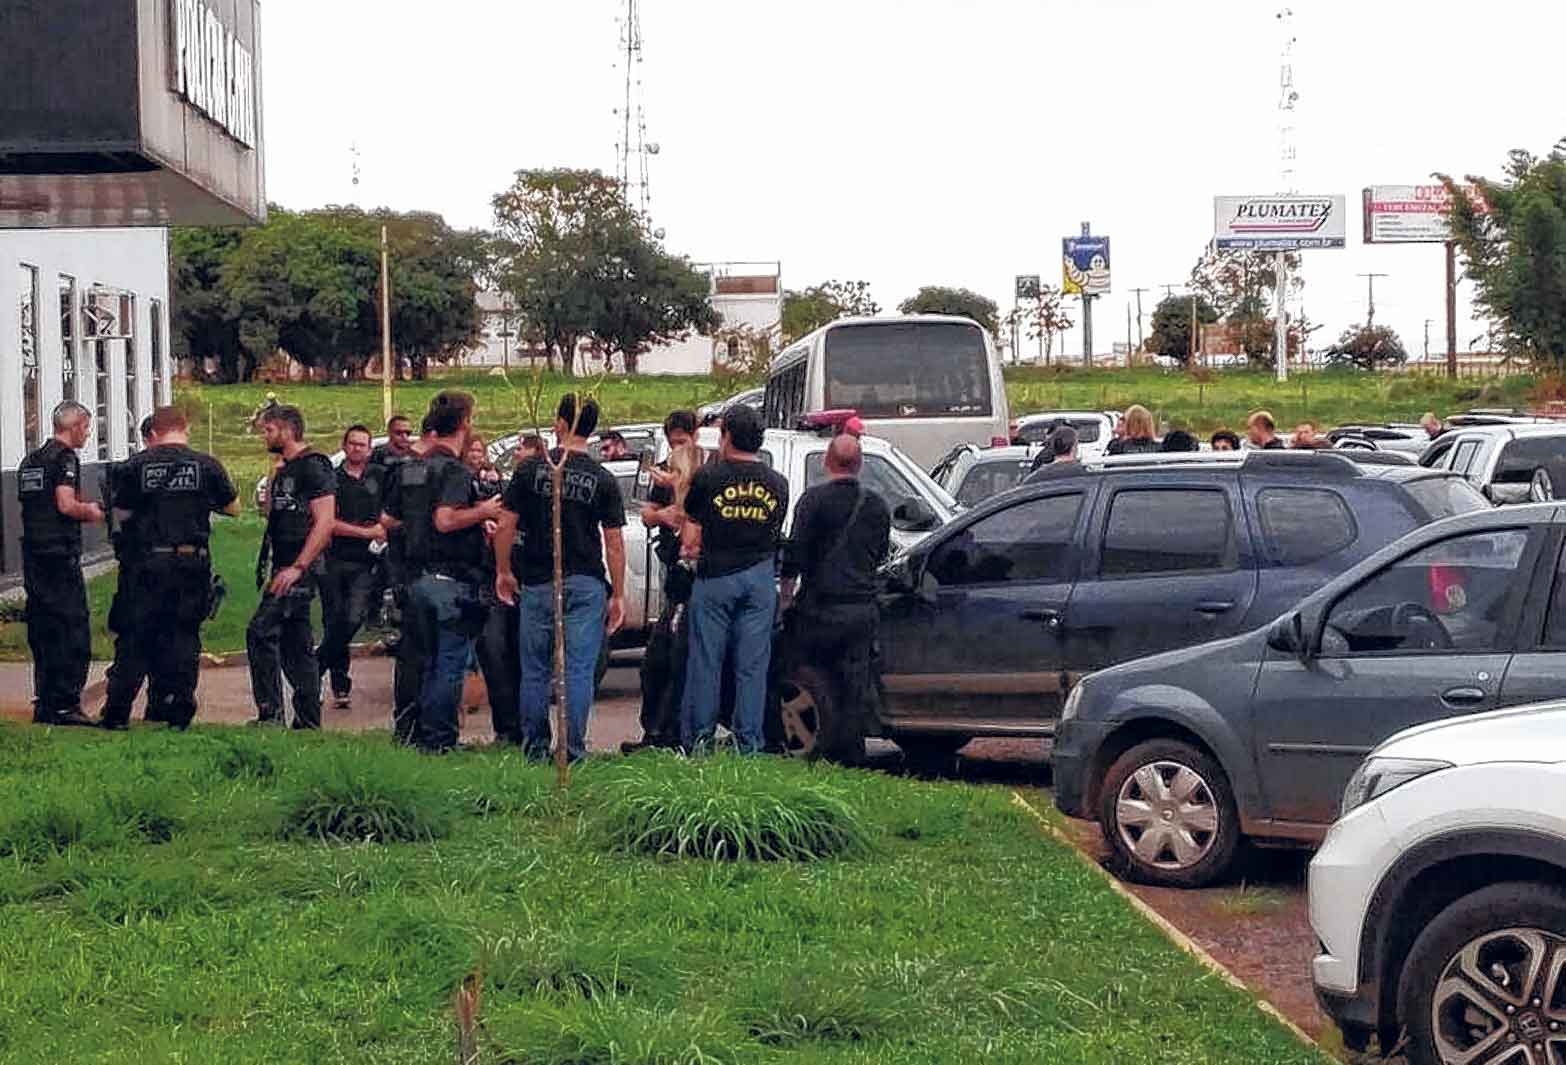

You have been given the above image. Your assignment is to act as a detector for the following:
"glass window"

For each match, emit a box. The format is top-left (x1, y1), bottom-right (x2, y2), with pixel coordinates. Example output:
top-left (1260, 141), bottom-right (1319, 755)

top-left (1017, 417), bottom-right (1103, 445)
top-left (122, 293), bottom-right (138, 453)
top-left (1257, 488), bottom-right (1356, 566)
top-left (150, 297), bottom-right (166, 407)
top-left (18, 265), bottom-right (41, 451)
top-left (805, 452), bottom-right (916, 509)
top-left (88, 288), bottom-right (114, 461)
top-left (1403, 477), bottom-right (1490, 521)
top-left (927, 493), bottom-right (1083, 586)
top-left (1494, 436), bottom-right (1566, 487)
top-left (59, 275), bottom-right (78, 405)
top-left (1101, 489), bottom-right (1237, 577)
top-left (1541, 545), bottom-right (1566, 649)
top-left (1452, 440), bottom-right (1481, 475)
top-left (1323, 530), bottom-right (1529, 656)
top-left (955, 459), bottom-right (1033, 506)
top-left (824, 321), bottom-right (992, 418)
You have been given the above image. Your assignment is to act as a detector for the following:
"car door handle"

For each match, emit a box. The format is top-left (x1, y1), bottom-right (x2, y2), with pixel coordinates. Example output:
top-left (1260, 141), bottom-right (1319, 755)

top-left (1021, 608), bottom-right (1064, 630)
top-left (1441, 686), bottom-right (1488, 706)
top-left (1194, 600), bottom-right (1236, 615)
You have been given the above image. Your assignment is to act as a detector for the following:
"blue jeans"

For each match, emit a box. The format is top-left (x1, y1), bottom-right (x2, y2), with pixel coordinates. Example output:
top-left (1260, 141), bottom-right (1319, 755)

top-left (409, 574), bottom-right (481, 752)
top-left (682, 560), bottom-right (777, 754)
top-left (519, 576), bottom-right (607, 761)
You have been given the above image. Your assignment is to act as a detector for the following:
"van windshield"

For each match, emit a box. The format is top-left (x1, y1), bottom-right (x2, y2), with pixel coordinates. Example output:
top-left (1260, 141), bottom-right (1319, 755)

top-left (824, 322), bottom-right (991, 419)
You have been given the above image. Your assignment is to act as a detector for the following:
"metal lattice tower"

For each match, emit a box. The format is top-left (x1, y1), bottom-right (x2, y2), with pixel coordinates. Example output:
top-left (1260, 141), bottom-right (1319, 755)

top-left (613, 0), bottom-right (657, 215)
top-left (1277, 7), bottom-right (1298, 193)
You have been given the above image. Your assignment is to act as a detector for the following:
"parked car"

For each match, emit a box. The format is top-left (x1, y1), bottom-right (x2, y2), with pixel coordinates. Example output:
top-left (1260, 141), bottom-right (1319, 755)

top-left (862, 450), bottom-right (1485, 766)
top-left (698, 387), bottom-right (764, 426)
top-left (1053, 498), bottom-right (1562, 888)
top-left (1420, 423), bottom-right (1566, 503)
top-left (930, 444), bottom-right (1037, 506)
top-left (1327, 424), bottom-right (1431, 455)
top-left (1310, 702), bottom-right (1566, 1060)
top-left (1012, 411), bottom-right (1115, 461)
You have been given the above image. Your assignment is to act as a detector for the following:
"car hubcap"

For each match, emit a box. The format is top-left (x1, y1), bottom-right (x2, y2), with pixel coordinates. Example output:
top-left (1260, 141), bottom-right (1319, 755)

top-left (777, 683), bottom-right (818, 757)
top-left (1114, 761), bottom-right (1219, 870)
top-left (1531, 470), bottom-right (1555, 503)
top-left (1432, 928), bottom-right (1566, 1065)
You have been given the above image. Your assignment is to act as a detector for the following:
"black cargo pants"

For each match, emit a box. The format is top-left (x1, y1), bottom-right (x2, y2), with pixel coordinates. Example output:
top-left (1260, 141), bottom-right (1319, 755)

top-left (23, 550), bottom-right (90, 724)
top-left (781, 598), bottom-right (879, 764)
top-left (103, 552), bottom-right (210, 728)
top-left (247, 579), bottom-right (322, 729)
top-left (316, 557), bottom-right (378, 698)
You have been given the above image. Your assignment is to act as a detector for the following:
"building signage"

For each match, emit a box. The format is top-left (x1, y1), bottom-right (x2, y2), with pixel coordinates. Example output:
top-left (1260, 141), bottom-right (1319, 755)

top-left (1062, 237), bottom-right (1111, 296)
top-left (1213, 195), bottom-right (1347, 251)
top-left (170, 0), bottom-right (257, 148)
top-left (1362, 184), bottom-right (1487, 244)
top-left (1014, 274), bottom-right (1041, 300)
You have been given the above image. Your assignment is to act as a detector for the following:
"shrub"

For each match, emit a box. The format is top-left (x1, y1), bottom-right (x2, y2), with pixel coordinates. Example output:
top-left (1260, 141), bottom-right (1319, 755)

top-left (276, 749), bottom-right (455, 843)
top-left (594, 756), bottom-right (871, 862)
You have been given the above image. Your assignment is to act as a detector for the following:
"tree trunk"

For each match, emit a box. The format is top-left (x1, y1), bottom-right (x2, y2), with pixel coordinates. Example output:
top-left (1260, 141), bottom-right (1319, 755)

top-left (622, 349), bottom-right (639, 376)
top-left (412, 352), bottom-right (429, 381)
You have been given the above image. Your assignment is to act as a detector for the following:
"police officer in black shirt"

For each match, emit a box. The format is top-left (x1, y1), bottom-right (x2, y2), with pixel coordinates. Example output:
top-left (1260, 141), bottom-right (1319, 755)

top-left (779, 433), bottom-right (892, 763)
top-left (18, 401), bottom-right (104, 726)
top-left (103, 406), bottom-right (238, 728)
top-left (401, 392), bottom-right (502, 753)
top-left (101, 416), bottom-right (161, 727)
top-left (247, 405), bottom-right (336, 729)
top-left (315, 424), bottom-right (386, 711)
top-left (379, 416), bottom-right (438, 744)
top-left (369, 414), bottom-right (416, 625)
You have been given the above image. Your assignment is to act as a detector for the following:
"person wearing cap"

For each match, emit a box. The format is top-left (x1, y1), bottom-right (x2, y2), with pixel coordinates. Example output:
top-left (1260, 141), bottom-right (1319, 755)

top-left (1025, 426), bottom-right (1084, 482)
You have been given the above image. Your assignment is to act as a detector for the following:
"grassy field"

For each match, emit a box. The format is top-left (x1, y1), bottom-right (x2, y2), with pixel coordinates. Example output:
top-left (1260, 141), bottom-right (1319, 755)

top-left (0, 727), bottom-right (1325, 1064)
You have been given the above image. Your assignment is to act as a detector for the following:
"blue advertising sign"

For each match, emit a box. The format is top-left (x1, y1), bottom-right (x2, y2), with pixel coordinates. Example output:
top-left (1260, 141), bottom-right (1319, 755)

top-left (1063, 236), bottom-right (1111, 296)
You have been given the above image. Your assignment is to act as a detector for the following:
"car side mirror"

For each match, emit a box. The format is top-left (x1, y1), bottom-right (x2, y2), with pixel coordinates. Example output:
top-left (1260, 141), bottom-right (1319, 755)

top-left (892, 496), bottom-right (938, 533)
top-left (1266, 612), bottom-right (1312, 663)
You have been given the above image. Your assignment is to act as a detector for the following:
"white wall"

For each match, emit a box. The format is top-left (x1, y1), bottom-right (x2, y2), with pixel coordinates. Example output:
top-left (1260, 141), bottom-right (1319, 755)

top-left (0, 228), bottom-right (171, 469)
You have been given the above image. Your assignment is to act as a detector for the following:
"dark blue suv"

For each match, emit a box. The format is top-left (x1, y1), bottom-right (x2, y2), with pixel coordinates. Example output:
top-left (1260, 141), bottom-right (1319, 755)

top-left (872, 451), bottom-right (1486, 762)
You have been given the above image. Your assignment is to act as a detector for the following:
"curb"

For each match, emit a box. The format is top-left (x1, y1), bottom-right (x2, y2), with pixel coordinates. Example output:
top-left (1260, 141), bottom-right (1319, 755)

top-left (1007, 791), bottom-right (1327, 1057)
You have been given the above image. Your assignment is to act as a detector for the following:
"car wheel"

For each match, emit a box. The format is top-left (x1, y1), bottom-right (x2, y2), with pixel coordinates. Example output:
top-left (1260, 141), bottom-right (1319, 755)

top-left (775, 664), bottom-right (867, 763)
top-left (1397, 882), bottom-right (1566, 1065)
top-left (1099, 739), bottom-right (1240, 888)
top-left (1530, 468), bottom-right (1556, 503)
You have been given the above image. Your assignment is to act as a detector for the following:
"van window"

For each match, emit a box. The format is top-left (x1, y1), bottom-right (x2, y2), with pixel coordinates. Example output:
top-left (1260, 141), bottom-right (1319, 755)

top-left (1100, 489), bottom-right (1237, 576)
top-left (823, 321), bottom-right (991, 418)
top-left (1451, 440), bottom-right (1482, 475)
top-left (1257, 488), bottom-right (1355, 566)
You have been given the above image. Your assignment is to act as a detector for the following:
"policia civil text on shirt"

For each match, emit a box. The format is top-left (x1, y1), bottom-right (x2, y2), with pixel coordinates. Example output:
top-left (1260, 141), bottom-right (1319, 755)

top-left (779, 433), bottom-right (892, 764)
top-left (316, 424), bottom-right (387, 710)
top-left (101, 406), bottom-right (239, 729)
top-left (494, 393), bottom-right (628, 762)
top-left (18, 401), bottom-right (105, 727)
top-left (247, 406), bottom-right (336, 729)
top-left (679, 404), bottom-right (789, 754)
top-left (400, 392), bottom-right (504, 753)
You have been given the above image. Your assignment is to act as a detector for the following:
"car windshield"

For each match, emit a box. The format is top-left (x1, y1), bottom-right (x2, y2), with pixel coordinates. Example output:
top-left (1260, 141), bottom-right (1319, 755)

top-left (1017, 417), bottom-right (1102, 445)
top-left (1403, 476), bottom-right (1491, 520)
top-left (823, 321), bottom-right (990, 418)
top-left (955, 459), bottom-right (1033, 505)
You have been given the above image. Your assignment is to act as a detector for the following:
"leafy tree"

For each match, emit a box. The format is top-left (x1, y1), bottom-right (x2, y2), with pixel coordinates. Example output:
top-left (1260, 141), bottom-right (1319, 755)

top-left (1147, 294), bottom-right (1219, 365)
top-left (1188, 246), bottom-right (1302, 365)
top-left (781, 279), bottom-right (880, 342)
top-left (591, 236), bottom-right (721, 375)
top-left (1442, 139), bottom-right (1566, 369)
top-left (170, 226), bottom-right (246, 382)
top-left (377, 210), bottom-right (488, 380)
top-left (1324, 323), bottom-right (1409, 370)
top-left (897, 286), bottom-right (998, 333)
top-left (1022, 284), bottom-right (1074, 361)
top-left (491, 168), bottom-right (639, 376)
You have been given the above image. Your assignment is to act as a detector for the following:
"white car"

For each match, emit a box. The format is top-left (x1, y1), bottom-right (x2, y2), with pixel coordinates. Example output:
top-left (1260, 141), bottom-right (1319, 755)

top-left (1421, 423), bottom-right (1566, 504)
top-left (1309, 702), bottom-right (1566, 1061)
top-left (1012, 411), bottom-right (1116, 462)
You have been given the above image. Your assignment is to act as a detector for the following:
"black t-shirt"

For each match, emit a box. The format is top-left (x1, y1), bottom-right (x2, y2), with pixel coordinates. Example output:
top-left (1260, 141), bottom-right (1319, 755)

top-left (425, 445), bottom-right (487, 577)
top-left (1261, 437), bottom-right (1286, 450)
top-left (266, 451), bottom-right (334, 568)
top-left (648, 470), bottom-right (680, 569)
top-left (504, 450), bottom-right (626, 587)
top-left (19, 440), bottom-right (86, 556)
top-left (685, 459), bottom-right (789, 579)
top-left (330, 463), bottom-right (383, 564)
top-left (781, 478), bottom-right (891, 603)
top-left (369, 443), bottom-right (414, 472)
top-left (113, 444), bottom-right (236, 549)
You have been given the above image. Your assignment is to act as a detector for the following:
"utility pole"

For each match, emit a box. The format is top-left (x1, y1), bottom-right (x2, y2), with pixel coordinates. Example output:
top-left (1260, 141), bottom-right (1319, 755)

top-left (1126, 303), bottom-right (1133, 367)
top-left (1445, 241), bottom-right (1458, 378)
top-left (1274, 6), bottom-right (1299, 385)
top-left (380, 225), bottom-right (392, 422)
top-left (1356, 272), bottom-right (1388, 325)
top-left (1129, 286), bottom-right (1149, 349)
top-left (1423, 318), bottom-right (1432, 361)
top-left (1078, 222), bottom-right (1096, 367)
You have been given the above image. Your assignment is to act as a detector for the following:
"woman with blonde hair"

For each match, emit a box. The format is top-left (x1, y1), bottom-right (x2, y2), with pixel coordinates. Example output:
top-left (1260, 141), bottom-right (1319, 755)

top-left (1107, 404), bottom-right (1159, 455)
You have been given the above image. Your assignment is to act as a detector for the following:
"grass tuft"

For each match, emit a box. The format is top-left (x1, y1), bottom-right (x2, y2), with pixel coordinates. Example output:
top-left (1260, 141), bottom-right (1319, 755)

top-left (488, 994), bottom-right (742, 1065)
top-left (207, 731), bottom-right (279, 782)
top-left (735, 970), bottom-right (908, 1045)
top-left (483, 930), bottom-right (661, 1002)
top-left (276, 748), bottom-right (455, 844)
top-left (594, 754), bottom-right (871, 862)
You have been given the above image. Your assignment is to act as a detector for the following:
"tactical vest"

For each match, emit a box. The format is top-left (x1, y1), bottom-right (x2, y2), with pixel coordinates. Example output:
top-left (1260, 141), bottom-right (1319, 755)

top-left (397, 459), bottom-right (436, 578)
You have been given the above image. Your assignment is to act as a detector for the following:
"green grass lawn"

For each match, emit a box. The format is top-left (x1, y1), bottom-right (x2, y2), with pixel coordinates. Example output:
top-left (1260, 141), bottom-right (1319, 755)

top-left (0, 727), bottom-right (1325, 1064)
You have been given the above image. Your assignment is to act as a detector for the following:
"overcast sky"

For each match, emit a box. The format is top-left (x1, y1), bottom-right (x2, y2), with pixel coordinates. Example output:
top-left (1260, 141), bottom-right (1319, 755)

top-left (261, 0), bottom-right (1566, 362)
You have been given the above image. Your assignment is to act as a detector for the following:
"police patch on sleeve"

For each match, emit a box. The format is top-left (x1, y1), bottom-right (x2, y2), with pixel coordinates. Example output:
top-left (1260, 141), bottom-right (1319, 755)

top-left (18, 467), bottom-right (44, 494)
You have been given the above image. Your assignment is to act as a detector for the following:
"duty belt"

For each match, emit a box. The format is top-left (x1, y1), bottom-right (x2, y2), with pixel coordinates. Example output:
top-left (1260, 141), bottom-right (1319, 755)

top-left (149, 544), bottom-right (209, 559)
